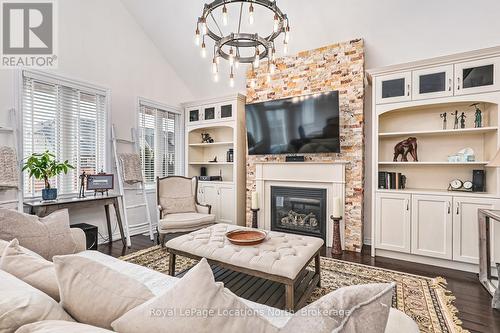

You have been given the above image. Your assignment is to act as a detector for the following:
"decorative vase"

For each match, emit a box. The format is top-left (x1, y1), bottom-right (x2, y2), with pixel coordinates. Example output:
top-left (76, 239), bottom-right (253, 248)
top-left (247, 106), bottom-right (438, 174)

top-left (42, 188), bottom-right (57, 200)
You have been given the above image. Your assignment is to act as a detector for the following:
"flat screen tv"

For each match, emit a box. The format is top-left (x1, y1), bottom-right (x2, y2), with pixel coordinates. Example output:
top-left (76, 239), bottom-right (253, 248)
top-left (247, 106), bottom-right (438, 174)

top-left (246, 91), bottom-right (340, 155)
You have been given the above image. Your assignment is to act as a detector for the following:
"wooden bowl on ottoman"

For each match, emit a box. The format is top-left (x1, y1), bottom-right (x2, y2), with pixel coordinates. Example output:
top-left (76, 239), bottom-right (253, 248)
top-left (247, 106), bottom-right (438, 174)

top-left (225, 229), bottom-right (267, 246)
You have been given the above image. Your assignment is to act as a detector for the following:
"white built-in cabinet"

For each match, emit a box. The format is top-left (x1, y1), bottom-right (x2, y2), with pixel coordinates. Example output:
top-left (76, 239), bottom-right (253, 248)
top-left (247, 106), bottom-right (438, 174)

top-left (183, 94), bottom-right (246, 226)
top-left (375, 193), bottom-right (411, 253)
top-left (375, 192), bottom-right (500, 264)
top-left (370, 47), bottom-right (500, 273)
top-left (197, 182), bottom-right (235, 224)
top-left (376, 56), bottom-right (500, 104)
top-left (411, 195), bottom-right (453, 260)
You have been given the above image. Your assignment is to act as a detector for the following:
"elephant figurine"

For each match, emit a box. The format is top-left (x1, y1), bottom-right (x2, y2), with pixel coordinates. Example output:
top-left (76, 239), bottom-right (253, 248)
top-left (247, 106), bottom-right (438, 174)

top-left (393, 137), bottom-right (418, 162)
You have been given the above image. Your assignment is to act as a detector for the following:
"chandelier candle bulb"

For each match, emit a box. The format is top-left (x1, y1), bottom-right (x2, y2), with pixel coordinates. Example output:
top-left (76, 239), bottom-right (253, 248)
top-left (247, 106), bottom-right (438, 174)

top-left (248, 3), bottom-right (254, 24)
top-left (251, 191), bottom-right (259, 210)
top-left (201, 41), bottom-right (207, 58)
top-left (222, 4), bottom-right (228, 26)
top-left (332, 197), bottom-right (342, 218)
top-left (194, 27), bottom-right (200, 46)
top-left (273, 13), bottom-right (279, 32)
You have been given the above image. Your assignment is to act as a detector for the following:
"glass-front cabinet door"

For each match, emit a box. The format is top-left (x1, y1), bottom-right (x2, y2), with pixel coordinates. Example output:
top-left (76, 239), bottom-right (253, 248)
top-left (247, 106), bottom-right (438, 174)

top-left (188, 108), bottom-right (201, 123)
top-left (412, 65), bottom-right (453, 100)
top-left (375, 72), bottom-right (412, 104)
top-left (218, 103), bottom-right (234, 120)
top-left (455, 57), bottom-right (500, 96)
top-left (203, 106), bottom-right (216, 121)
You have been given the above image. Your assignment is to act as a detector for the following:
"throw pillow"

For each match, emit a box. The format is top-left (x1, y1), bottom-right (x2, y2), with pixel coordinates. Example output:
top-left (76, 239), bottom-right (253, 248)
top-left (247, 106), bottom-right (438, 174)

top-left (0, 239), bottom-right (60, 301)
top-left (53, 254), bottom-right (155, 329)
top-left (111, 258), bottom-right (279, 333)
top-left (161, 196), bottom-right (197, 214)
top-left (0, 208), bottom-right (77, 260)
top-left (0, 270), bottom-right (73, 333)
top-left (282, 283), bottom-right (395, 333)
top-left (16, 321), bottom-right (114, 333)
top-left (0, 239), bottom-right (43, 259)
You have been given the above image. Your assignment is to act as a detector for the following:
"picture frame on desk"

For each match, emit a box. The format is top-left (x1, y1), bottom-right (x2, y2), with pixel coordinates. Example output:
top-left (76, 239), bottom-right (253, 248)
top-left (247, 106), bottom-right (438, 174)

top-left (87, 174), bottom-right (114, 196)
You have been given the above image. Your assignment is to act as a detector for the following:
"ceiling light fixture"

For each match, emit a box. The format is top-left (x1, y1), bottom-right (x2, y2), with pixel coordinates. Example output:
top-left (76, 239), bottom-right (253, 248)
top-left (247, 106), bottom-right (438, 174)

top-left (195, 0), bottom-right (290, 86)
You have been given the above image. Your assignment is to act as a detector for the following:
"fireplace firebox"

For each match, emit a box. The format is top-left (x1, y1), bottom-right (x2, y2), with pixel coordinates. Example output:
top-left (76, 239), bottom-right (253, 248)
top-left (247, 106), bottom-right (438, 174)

top-left (270, 186), bottom-right (326, 241)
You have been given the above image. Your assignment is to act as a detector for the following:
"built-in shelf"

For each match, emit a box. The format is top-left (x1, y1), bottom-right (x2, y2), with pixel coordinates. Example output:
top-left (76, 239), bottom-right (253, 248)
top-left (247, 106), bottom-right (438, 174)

top-left (0, 127), bottom-right (14, 132)
top-left (188, 141), bottom-right (234, 147)
top-left (379, 126), bottom-right (498, 138)
top-left (379, 161), bottom-right (489, 165)
top-left (198, 180), bottom-right (235, 185)
top-left (377, 188), bottom-right (498, 198)
top-left (188, 161), bottom-right (233, 165)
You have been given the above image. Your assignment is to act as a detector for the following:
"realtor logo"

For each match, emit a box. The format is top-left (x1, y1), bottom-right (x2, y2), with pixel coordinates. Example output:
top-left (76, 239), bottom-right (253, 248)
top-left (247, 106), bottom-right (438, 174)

top-left (1, 0), bottom-right (57, 68)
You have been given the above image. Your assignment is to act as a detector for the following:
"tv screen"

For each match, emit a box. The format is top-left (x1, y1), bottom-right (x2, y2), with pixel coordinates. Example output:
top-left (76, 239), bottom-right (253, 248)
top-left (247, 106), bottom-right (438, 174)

top-left (245, 91), bottom-right (340, 155)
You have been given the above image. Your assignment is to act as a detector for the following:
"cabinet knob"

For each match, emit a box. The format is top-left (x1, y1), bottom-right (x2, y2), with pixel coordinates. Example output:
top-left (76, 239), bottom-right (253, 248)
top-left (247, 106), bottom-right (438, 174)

top-left (447, 202), bottom-right (451, 214)
top-left (456, 203), bottom-right (460, 215)
top-left (406, 199), bottom-right (409, 211)
top-left (407, 84), bottom-right (410, 96)
top-left (457, 77), bottom-right (461, 90)
top-left (448, 78), bottom-right (452, 91)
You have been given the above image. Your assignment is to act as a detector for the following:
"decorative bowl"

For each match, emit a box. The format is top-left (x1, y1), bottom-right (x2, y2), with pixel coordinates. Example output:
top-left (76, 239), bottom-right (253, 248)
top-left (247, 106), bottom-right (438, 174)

top-left (225, 229), bottom-right (267, 246)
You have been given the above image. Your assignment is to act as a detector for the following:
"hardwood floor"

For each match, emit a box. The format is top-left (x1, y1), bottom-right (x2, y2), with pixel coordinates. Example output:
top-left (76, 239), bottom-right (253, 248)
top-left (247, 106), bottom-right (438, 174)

top-left (98, 234), bottom-right (500, 333)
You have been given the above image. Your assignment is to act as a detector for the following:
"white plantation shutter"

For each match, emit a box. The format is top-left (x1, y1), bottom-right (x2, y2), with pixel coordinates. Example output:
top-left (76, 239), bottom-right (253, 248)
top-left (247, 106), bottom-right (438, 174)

top-left (22, 71), bottom-right (108, 197)
top-left (138, 101), bottom-right (181, 184)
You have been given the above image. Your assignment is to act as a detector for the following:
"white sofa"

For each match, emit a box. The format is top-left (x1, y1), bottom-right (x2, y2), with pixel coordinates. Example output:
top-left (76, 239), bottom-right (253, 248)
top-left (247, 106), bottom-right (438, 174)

top-left (75, 250), bottom-right (420, 333)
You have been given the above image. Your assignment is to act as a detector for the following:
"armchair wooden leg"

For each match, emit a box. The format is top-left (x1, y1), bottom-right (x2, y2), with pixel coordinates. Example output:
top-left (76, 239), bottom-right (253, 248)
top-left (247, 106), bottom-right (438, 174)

top-left (159, 233), bottom-right (166, 247)
top-left (168, 252), bottom-right (176, 276)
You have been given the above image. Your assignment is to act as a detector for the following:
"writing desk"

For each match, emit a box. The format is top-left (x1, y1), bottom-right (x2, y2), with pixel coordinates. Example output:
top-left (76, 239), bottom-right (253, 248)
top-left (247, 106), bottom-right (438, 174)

top-left (24, 194), bottom-right (126, 247)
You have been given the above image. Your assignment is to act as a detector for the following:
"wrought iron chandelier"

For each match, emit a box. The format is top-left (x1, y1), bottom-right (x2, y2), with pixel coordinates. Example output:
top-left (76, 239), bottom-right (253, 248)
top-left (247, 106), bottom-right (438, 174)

top-left (195, 0), bottom-right (290, 87)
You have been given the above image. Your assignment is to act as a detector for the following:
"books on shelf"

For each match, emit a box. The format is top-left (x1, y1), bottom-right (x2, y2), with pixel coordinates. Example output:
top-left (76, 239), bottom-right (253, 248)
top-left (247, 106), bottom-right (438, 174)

top-left (378, 172), bottom-right (406, 190)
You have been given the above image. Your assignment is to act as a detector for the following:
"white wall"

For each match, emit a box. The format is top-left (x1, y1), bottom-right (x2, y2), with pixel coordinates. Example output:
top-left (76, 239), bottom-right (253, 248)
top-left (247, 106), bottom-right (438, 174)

top-left (0, 0), bottom-right (193, 243)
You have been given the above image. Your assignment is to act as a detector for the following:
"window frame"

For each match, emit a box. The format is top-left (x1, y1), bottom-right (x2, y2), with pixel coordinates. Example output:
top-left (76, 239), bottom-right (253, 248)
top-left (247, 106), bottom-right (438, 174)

top-left (136, 97), bottom-right (184, 188)
top-left (17, 69), bottom-right (111, 198)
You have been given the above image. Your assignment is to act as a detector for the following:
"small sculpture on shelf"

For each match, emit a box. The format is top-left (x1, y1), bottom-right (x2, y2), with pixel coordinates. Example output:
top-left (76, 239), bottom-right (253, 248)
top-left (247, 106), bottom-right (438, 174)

top-left (393, 137), bottom-right (418, 162)
top-left (459, 112), bottom-right (467, 129)
top-left (471, 103), bottom-right (483, 128)
top-left (78, 171), bottom-right (87, 198)
top-left (201, 132), bottom-right (214, 144)
top-left (452, 110), bottom-right (459, 129)
top-left (440, 112), bottom-right (447, 130)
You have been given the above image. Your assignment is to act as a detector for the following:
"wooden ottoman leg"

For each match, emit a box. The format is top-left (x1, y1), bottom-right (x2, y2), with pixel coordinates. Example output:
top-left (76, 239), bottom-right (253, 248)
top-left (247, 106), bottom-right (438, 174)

top-left (285, 283), bottom-right (295, 311)
top-left (315, 252), bottom-right (321, 287)
top-left (168, 252), bottom-right (176, 276)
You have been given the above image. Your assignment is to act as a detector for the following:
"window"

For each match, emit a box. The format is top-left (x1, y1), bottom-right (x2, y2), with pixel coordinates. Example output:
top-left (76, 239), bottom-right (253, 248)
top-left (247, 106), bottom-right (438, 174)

top-left (22, 71), bottom-right (108, 197)
top-left (138, 99), bottom-right (182, 184)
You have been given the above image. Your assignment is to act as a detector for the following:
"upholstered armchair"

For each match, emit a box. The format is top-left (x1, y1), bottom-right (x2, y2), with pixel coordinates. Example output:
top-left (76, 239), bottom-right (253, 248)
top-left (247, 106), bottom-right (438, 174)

top-left (156, 176), bottom-right (215, 246)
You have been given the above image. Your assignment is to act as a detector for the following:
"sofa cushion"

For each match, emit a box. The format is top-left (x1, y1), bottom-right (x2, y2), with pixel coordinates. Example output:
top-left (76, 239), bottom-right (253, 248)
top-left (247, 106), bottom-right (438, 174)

top-left (15, 321), bottom-right (114, 333)
top-left (159, 212), bottom-right (215, 231)
top-left (0, 270), bottom-right (73, 333)
top-left (0, 239), bottom-right (43, 259)
top-left (53, 254), bottom-right (155, 330)
top-left (282, 283), bottom-right (394, 333)
top-left (0, 239), bottom-right (60, 301)
top-left (0, 208), bottom-right (77, 260)
top-left (111, 258), bottom-right (279, 333)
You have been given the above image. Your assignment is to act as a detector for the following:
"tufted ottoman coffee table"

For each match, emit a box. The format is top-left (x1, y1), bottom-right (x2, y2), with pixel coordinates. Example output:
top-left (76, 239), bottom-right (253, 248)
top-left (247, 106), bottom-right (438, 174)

top-left (165, 224), bottom-right (324, 311)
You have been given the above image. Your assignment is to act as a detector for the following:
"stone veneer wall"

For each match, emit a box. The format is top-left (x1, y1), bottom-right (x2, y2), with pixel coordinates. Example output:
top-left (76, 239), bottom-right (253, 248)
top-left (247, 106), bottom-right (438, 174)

top-left (245, 39), bottom-right (365, 252)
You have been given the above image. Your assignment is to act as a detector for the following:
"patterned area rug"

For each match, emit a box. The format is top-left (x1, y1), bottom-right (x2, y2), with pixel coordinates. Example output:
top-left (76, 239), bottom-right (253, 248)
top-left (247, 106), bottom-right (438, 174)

top-left (121, 246), bottom-right (467, 333)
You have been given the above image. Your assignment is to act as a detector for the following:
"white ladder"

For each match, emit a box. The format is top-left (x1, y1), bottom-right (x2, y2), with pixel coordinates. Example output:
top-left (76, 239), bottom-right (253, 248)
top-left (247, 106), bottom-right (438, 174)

top-left (0, 108), bottom-right (23, 211)
top-left (111, 125), bottom-right (154, 247)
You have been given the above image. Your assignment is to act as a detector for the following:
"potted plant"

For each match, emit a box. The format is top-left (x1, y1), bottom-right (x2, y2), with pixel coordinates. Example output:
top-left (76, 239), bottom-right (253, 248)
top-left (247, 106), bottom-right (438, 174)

top-left (22, 151), bottom-right (74, 200)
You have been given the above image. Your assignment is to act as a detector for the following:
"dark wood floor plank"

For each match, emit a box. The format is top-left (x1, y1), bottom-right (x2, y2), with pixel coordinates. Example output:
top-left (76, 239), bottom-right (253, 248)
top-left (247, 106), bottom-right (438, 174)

top-left (99, 235), bottom-right (500, 332)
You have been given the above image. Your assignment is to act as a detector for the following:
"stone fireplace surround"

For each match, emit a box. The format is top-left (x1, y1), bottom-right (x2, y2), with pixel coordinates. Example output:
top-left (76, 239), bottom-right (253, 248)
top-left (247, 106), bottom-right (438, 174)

top-left (254, 161), bottom-right (346, 248)
top-left (245, 39), bottom-right (365, 252)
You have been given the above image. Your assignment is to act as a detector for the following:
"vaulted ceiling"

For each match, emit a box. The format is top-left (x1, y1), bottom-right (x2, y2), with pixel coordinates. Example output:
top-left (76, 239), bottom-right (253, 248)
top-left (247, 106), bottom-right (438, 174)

top-left (121, 0), bottom-right (500, 100)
